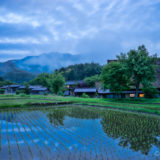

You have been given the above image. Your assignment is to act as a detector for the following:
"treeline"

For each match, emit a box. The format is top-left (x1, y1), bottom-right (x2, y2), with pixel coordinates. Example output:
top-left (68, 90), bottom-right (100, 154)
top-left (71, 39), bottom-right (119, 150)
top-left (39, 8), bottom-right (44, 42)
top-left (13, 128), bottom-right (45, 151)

top-left (28, 63), bottom-right (102, 94)
top-left (56, 63), bottom-right (102, 81)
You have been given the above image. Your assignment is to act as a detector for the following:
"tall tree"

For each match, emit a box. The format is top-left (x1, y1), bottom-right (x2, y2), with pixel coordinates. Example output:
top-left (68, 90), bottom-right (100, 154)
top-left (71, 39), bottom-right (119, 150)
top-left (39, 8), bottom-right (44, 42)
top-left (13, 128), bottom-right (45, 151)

top-left (49, 72), bottom-right (65, 94)
top-left (84, 75), bottom-right (100, 87)
top-left (100, 62), bottom-right (130, 93)
top-left (118, 45), bottom-right (157, 97)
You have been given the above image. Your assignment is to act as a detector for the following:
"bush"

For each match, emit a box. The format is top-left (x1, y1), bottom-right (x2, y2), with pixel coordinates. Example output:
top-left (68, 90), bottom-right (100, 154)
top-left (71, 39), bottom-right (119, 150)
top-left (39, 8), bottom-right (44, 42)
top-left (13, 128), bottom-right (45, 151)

top-left (82, 93), bottom-right (90, 98)
top-left (0, 89), bottom-right (5, 94)
top-left (20, 93), bottom-right (30, 97)
top-left (142, 87), bottom-right (158, 98)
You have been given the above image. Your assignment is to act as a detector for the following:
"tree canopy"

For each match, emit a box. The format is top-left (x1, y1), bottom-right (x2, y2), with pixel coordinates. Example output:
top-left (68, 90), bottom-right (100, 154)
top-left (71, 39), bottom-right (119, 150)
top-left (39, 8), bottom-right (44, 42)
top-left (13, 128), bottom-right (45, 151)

top-left (84, 75), bottom-right (100, 87)
top-left (100, 62), bottom-right (130, 92)
top-left (117, 45), bottom-right (157, 97)
top-left (57, 63), bottom-right (102, 80)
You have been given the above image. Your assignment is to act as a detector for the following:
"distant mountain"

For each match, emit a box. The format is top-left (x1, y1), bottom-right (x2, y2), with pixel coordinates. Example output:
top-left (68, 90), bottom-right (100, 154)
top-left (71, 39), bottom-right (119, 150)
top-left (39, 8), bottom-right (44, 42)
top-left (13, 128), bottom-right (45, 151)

top-left (13, 52), bottom-right (86, 74)
top-left (0, 52), bottom-right (89, 83)
top-left (0, 61), bottom-right (35, 83)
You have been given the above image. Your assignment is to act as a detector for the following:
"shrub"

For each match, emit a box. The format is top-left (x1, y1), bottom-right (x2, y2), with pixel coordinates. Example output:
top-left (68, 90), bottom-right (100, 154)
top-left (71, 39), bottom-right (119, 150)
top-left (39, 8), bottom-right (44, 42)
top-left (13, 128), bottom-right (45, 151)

top-left (82, 93), bottom-right (89, 98)
top-left (142, 87), bottom-right (158, 98)
top-left (0, 89), bottom-right (5, 94)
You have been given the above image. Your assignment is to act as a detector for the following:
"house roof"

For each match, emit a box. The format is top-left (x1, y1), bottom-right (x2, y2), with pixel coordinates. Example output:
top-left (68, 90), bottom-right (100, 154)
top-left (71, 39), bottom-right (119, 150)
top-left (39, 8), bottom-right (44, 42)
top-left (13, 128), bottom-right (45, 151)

top-left (66, 81), bottom-right (84, 85)
top-left (31, 87), bottom-right (47, 91)
top-left (98, 89), bottom-right (110, 94)
top-left (74, 88), bottom-right (96, 93)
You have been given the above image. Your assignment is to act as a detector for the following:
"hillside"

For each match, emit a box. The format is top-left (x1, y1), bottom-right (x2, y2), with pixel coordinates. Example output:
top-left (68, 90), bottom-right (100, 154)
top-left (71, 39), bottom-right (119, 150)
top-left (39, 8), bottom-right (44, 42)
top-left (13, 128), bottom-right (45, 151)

top-left (0, 60), bottom-right (35, 83)
top-left (13, 52), bottom-right (86, 74)
top-left (57, 63), bottom-right (102, 80)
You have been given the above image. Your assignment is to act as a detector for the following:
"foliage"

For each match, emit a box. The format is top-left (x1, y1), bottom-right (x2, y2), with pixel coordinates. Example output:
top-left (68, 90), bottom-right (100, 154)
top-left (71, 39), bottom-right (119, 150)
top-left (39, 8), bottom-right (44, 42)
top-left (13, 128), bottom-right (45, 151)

top-left (118, 45), bottom-right (157, 97)
top-left (84, 75), bottom-right (100, 87)
top-left (0, 89), bottom-right (5, 94)
top-left (24, 85), bottom-right (30, 95)
top-left (101, 110), bottom-right (160, 155)
top-left (49, 72), bottom-right (65, 94)
top-left (100, 62), bottom-right (130, 92)
top-left (48, 109), bottom-right (65, 127)
top-left (57, 63), bottom-right (102, 80)
top-left (29, 73), bottom-right (51, 88)
top-left (142, 87), bottom-right (159, 98)
top-left (82, 93), bottom-right (90, 98)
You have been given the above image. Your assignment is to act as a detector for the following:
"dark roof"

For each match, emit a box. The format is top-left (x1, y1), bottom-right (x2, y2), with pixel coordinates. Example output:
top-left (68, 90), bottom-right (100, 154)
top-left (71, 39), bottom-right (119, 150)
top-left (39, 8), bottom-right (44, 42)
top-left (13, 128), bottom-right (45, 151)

top-left (0, 86), bottom-right (8, 89)
top-left (74, 88), bottom-right (96, 93)
top-left (8, 85), bottom-right (20, 88)
top-left (18, 86), bottom-right (25, 89)
top-left (66, 81), bottom-right (84, 85)
top-left (31, 88), bottom-right (47, 91)
top-left (98, 89), bottom-right (143, 94)
top-left (98, 89), bottom-right (110, 94)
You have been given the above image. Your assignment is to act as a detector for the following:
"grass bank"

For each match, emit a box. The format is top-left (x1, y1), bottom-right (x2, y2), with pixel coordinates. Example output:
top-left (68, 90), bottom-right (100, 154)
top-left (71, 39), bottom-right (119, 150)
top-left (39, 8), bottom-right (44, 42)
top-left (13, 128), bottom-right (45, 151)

top-left (0, 94), bottom-right (160, 115)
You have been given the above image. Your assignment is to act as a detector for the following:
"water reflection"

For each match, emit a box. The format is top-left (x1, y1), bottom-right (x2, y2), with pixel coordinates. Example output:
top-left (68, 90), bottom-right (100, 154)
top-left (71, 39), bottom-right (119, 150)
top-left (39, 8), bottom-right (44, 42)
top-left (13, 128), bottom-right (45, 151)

top-left (0, 106), bottom-right (160, 160)
top-left (101, 110), bottom-right (160, 155)
top-left (47, 106), bottom-right (160, 155)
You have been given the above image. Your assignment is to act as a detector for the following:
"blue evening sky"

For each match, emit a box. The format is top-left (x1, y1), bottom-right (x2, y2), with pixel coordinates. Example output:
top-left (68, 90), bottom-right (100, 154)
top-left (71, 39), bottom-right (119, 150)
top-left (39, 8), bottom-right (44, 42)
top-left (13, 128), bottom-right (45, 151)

top-left (0, 0), bottom-right (160, 62)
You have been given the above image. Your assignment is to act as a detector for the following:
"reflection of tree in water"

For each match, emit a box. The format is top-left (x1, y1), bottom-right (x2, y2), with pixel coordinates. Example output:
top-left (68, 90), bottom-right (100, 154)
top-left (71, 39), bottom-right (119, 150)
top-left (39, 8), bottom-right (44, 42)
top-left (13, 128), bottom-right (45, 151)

top-left (47, 109), bottom-right (65, 127)
top-left (101, 110), bottom-right (160, 155)
top-left (47, 107), bottom-right (102, 126)
top-left (68, 107), bottom-right (101, 119)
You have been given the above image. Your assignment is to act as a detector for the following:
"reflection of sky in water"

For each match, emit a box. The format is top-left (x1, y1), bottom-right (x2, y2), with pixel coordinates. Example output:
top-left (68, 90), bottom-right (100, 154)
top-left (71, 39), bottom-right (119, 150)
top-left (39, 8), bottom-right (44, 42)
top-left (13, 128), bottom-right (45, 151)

top-left (0, 107), bottom-right (160, 160)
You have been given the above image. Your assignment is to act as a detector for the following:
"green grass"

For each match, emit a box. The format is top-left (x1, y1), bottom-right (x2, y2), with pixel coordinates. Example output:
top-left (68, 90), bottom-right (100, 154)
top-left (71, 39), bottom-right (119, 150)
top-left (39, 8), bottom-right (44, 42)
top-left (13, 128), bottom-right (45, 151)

top-left (0, 94), bottom-right (160, 115)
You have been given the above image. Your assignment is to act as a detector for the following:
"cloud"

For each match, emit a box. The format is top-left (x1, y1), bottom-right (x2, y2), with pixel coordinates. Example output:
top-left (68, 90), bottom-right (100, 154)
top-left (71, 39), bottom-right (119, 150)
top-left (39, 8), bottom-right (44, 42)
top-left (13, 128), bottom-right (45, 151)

top-left (0, 10), bottom-right (40, 28)
top-left (0, 0), bottom-right (160, 62)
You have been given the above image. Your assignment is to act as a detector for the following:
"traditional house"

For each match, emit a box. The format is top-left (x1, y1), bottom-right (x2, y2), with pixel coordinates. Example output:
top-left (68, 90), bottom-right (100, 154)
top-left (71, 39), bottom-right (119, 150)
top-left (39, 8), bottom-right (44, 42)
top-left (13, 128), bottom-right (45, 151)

top-left (65, 80), bottom-right (87, 96)
top-left (0, 85), bottom-right (20, 94)
top-left (28, 85), bottom-right (48, 95)
top-left (98, 88), bottom-right (144, 98)
top-left (74, 88), bottom-right (97, 97)
top-left (0, 85), bottom-right (49, 95)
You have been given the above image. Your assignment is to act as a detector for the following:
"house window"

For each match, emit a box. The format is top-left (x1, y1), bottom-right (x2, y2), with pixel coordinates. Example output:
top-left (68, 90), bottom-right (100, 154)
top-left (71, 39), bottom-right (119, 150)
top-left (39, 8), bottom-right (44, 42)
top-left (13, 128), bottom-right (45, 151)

top-left (139, 94), bottom-right (144, 98)
top-left (130, 94), bottom-right (135, 98)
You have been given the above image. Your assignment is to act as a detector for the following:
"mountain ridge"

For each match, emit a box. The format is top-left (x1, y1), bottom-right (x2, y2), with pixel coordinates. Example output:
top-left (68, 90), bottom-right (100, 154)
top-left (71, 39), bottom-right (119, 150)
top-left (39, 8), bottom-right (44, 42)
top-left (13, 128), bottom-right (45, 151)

top-left (0, 52), bottom-right (89, 83)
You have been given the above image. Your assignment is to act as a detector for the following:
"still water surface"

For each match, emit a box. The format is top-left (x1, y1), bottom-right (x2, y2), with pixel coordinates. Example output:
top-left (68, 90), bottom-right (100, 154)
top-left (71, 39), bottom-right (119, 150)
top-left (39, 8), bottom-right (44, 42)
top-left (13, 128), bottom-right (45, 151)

top-left (0, 105), bottom-right (160, 160)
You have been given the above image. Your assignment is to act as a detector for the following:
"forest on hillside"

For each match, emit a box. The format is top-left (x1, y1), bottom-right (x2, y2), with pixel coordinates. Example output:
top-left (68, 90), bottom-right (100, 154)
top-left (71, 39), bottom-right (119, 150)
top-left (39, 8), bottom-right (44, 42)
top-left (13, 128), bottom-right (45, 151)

top-left (56, 63), bottom-right (102, 81)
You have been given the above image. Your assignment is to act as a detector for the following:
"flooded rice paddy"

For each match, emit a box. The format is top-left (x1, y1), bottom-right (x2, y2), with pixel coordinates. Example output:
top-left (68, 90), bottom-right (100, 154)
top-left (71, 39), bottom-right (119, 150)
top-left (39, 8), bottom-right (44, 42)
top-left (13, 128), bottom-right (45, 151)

top-left (0, 105), bottom-right (160, 160)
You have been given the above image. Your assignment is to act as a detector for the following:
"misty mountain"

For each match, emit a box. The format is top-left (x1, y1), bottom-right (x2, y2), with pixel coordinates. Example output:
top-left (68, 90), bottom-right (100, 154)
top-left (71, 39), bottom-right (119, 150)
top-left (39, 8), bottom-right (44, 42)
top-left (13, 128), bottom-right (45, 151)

top-left (13, 52), bottom-right (87, 74)
top-left (0, 61), bottom-right (35, 83)
top-left (0, 52), bottom-right (90, 83)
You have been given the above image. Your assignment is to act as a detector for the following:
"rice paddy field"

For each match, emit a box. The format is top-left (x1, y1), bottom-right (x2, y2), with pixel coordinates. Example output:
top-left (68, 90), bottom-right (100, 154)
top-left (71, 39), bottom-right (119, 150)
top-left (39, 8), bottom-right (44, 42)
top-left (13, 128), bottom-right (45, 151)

top-left (0, 105), bottom-right (160, 160)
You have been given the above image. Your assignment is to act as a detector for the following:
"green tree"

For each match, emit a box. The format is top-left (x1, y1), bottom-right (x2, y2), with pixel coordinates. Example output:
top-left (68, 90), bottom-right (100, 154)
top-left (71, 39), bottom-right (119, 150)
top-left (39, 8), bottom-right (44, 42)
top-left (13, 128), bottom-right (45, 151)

top-left (100, 62), bottom-right (130, 93)
top-left (24, 84), bottom-right (30, 95)
top-left (118, 45), bottom-right (157, 97)
top-left (29, 73), bottom-right (51, 88)
top-left (49, 72), bottom-right (65, 94)
top-left (84, 75), bottom-right (100, 87)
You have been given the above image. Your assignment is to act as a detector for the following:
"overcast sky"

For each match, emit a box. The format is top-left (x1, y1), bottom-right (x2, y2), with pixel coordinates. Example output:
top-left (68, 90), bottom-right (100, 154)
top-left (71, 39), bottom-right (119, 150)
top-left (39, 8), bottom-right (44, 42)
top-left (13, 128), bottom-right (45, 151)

top-left (0, 0), bottom-right (160, 62)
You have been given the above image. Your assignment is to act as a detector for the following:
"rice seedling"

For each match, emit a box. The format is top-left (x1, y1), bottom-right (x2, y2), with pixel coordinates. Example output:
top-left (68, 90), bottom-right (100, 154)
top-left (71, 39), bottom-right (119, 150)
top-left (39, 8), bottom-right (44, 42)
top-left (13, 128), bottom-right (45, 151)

top-left (6, 112), bottom-right (12, 160)
top-left (11, 117), bottom-right (23, 160)
top-left (18, 111), bottom-right (52, 155)
top-left (13, 111), bottom-right (34, 159)
top-left (13, 110), bottom-right (44, 159)
top-left (0, 111), bottom-right (3, 151)
top-left (26, 111), bottom-right (70, 152)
